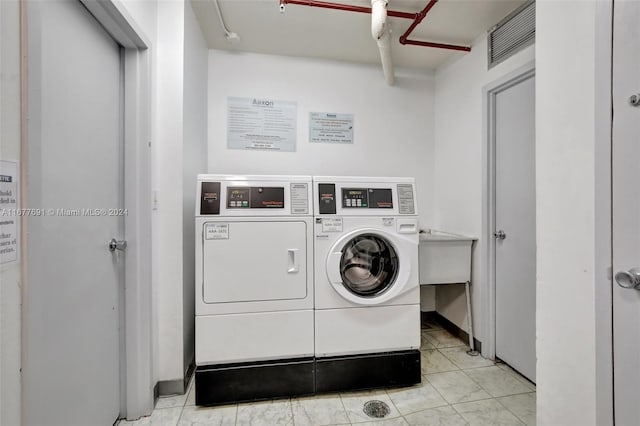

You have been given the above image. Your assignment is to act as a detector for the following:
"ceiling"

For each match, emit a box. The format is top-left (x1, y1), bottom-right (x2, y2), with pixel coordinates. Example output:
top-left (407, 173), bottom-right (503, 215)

top-left (191, 0), bottom-right (526, 71)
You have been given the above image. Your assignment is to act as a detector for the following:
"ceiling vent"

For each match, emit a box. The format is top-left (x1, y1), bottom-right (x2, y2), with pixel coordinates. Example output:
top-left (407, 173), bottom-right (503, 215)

top-left (488, 0), bottom-right (535, 69)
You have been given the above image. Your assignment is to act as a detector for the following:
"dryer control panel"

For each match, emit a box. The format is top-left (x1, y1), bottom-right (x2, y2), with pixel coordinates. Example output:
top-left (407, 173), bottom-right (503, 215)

top-left (197, 175), bottom-right (312, 216)
top-left (227, 187), bottom-right (284, 209)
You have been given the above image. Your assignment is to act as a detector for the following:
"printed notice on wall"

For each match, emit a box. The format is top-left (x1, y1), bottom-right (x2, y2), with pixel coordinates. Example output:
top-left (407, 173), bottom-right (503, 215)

top-left (227, 97), bottom-right (297, 152)
top-left (0, 161), bottom-right (18, 265)
top-left (309, 112), bottom-right (354, 144)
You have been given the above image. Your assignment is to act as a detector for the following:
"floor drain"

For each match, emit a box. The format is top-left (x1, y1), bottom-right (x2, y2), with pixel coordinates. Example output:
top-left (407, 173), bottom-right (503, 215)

top-left (363, 400), bottom-right (390, 419)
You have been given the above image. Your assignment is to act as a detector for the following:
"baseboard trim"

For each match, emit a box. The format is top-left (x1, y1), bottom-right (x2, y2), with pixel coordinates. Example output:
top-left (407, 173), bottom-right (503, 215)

top-left (421, 311), bottom-right (482, 353)
top-left (158, 378), bottom-right (186, 396)
top-left (155, 362), bottom-right (195, 402)
top-left (153, 382), bottom-right (159, 406)
top-left (184, 362), bottom-right (195, 389)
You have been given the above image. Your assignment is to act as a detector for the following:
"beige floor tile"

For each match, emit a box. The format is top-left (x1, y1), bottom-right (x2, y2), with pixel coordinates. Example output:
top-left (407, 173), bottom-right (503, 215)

top-left (421, 350), bottom-right (459, 375)
top-left (425, 371), bottom-right (490, 404)
top-left (355, 417), bottom-right (409, 426)
top-left (291, 394), bottom-right (350, 426)
top-left (423, 330), bottom-right (466, 349)
top-left (497, 364), bottom-right (536, 390)
top-left (118, 407), bottom-right (182, 426)
top-left (404, 405), bottom-right (469, 426)
top-left (178, 405), bottom-right (237, 426)
top-left (155, 393), bottom-right (188, 409)
top-left (440, 347), bottom-right (494, 370)
top-left (421, 332), bottom-right (437, 350)
top-left (497, 392), bottom-right (536, 426)
top-left (453, 399), bottom-right (524, 426)
top-left (184, 384), bottom-right (195, 407)
top-left (386, 381), bottom-right (448, 415)
top-left (235, 399), bottom-right (293, 426)
top-left (464, 367), bottom-right (532, 398)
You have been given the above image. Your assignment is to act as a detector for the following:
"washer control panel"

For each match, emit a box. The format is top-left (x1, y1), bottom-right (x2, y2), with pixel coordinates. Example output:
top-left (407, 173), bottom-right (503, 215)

top-left (343, 188), bottom-right (393, 209)
top-left (314, 179), bottom-right (417, 216)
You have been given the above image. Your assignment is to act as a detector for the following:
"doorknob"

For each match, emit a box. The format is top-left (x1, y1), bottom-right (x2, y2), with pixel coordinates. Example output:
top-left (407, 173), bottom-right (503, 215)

top-left (494, 230), bottom-right (506, 240)
top-left (108, 238), bottom-right (127, 252)
top-left (614, 267), bottom-right (640, 289)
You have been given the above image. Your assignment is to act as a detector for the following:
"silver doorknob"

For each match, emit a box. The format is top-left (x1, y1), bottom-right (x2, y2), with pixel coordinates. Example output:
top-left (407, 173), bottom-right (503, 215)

top-left (494, 230), bottom-right (506, 240)
top-left (614, 267), bottom-right (640, 289)
top-left (108, 238), bottom-right (127, 252)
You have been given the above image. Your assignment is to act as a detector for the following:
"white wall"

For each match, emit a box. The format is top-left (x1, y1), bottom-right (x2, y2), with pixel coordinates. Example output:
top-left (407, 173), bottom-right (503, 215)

top-left (536, 1), bottom-right (611, 424)
top-left (433, 35), bottom-right (535, 340)
top-left (149, 0), bottom-right (209, 388)
top-left (207, 50), bottom-right (436, 228)
top-left (154, 0), bottom-right (186, 385)
top-left (118, 0), bottom-right (165, 391)
top-left (0, 2), bottom-right (22, 425)
top-left (108, 0), bottom-right (208, 392)
top-left (121, 0), bottom-right (195, 390)
top-left (182, 0), bottom-right (208, 377)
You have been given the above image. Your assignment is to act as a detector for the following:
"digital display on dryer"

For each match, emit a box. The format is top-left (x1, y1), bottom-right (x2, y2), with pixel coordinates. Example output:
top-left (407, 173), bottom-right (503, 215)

top-left (342, 188), bottom-right (393, 209)
top-left (227, 187), bottom-right (284, 208)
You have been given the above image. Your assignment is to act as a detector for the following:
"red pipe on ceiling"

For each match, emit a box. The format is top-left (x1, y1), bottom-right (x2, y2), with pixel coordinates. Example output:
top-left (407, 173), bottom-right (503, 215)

top-left (280, 0), bottom-right (471, 52)
top-left (282, 0), bottom-right (415, 19)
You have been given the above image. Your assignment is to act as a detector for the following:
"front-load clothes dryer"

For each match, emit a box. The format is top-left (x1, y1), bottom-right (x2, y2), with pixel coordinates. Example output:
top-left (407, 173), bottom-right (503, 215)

top-left (313, 176), bottom-right (421, 393)
top-left (195, 175), bottom-right (314, 405)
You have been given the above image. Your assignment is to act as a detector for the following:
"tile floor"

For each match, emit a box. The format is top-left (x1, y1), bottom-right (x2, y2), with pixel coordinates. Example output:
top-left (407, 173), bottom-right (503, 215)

top-left (119, 321), bottom-right (535, 426)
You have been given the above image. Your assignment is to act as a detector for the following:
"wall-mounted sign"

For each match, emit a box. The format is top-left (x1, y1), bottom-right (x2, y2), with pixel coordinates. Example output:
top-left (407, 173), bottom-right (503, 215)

top-left (309, 112), bottom-right (354, 144)
top-left (0, 160), bottom-right (18, 265)
top-left (227, 97), bottom-right (297, 152)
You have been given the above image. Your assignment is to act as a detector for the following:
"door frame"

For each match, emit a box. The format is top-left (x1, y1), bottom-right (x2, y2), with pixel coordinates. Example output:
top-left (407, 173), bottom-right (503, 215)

top-left (481, 61), bottom-right (535, 360)
top-left (20, 0), bottom-right (154, 420)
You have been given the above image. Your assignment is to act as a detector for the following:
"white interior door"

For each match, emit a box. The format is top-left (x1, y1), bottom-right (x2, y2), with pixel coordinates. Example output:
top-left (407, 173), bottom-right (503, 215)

top-left (25, 1), bottom-right (124, 425)
top-left (494, 74), bottom-right (536, 383)
top-left (612, 2), bottom-right (640, 424)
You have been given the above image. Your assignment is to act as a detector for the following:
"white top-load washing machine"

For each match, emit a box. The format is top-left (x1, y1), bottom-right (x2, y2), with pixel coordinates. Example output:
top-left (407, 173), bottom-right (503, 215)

top-left (313, 176), bottom-right (422, 393)
top-left (194, 174), bottom-right (314, 405)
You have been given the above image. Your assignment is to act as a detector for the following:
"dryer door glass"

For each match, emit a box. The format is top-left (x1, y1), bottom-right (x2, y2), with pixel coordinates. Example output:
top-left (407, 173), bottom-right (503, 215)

top-left (339, 234), bottom-right (399, 297)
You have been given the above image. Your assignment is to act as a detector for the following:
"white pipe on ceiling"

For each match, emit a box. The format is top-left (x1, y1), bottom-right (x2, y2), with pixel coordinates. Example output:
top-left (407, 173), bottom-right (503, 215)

top-left (371, 0), bottom-right (395, 85)
top-left (213, 0), bottom-right (240, 43)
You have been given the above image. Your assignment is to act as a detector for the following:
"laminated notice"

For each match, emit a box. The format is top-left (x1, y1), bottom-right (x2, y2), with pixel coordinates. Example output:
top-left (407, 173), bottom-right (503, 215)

top-left (397, 184), bottom-right (415, 215)
top-left (205, 223), bottom-right (229, 240)
top-left (290, 183), bottom-right (309, 214)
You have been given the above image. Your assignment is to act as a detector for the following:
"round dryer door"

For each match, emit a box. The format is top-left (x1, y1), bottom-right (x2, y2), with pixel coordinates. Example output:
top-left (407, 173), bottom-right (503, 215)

top-left (339, 233), bottom-right (399, 297)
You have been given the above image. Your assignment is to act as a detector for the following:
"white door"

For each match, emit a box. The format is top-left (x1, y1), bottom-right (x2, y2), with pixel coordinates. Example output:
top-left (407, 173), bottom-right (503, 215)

top-left (494, 74), bottom-right (536, 382)
top-left (24, 1), bottom-right (124, 425)
top-left (612, 2), bottom-right (640, 424)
